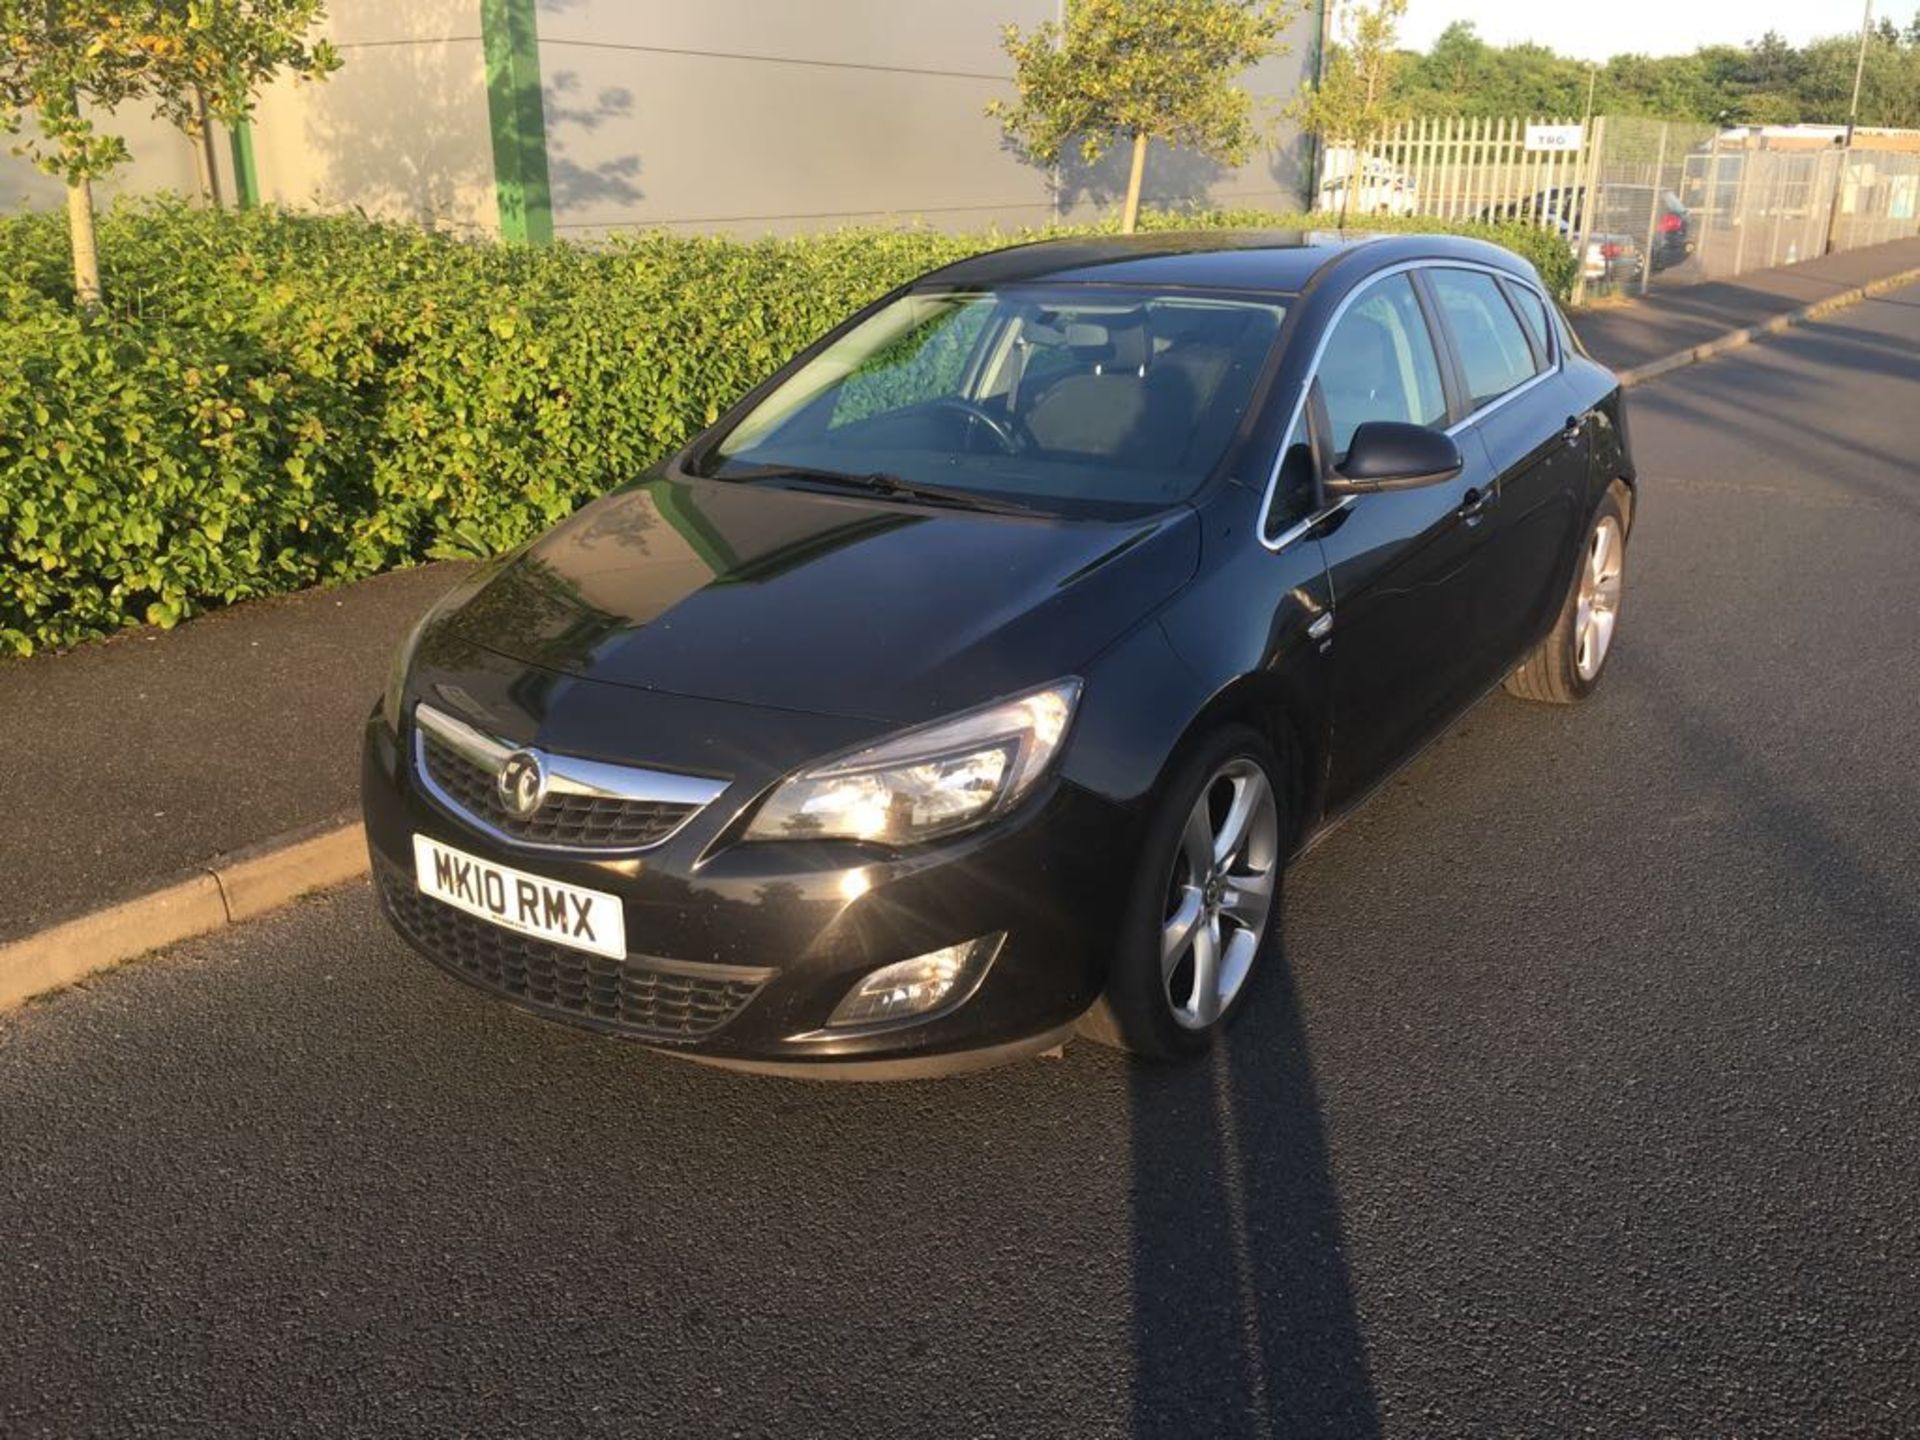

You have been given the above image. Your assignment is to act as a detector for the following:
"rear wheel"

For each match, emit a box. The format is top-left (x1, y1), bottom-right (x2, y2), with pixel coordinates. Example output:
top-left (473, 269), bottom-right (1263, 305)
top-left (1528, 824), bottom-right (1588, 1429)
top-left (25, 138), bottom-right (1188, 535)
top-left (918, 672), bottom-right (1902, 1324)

top-left (1505, 482), bottom-right (1630, 705)
top-left (1080, 726), bottom-right (1286, 1061)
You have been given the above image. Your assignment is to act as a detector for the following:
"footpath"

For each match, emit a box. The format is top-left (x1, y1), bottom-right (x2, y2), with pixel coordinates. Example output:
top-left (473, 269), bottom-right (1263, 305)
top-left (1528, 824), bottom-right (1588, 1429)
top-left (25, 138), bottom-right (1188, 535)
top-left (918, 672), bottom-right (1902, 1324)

top-left (4, 234), bottom-right (1918, 1003)
top-left (0, 564), bottom-right (468, 948)
top-left (1576, 234), bottom-right (1920, 374)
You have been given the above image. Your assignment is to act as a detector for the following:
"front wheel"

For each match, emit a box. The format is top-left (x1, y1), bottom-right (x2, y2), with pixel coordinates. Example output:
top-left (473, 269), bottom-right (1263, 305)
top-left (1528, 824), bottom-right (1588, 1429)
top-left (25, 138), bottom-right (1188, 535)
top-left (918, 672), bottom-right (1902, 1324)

top-left (1505, 482), bottom-right (1631, 705)
top-left (1080, 726), bottom-right (1287, 1061)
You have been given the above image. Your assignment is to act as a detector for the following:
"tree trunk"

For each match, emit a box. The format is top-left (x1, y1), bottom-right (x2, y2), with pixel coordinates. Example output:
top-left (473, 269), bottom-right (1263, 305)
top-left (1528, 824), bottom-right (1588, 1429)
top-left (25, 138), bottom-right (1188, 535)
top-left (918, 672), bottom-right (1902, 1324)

top-left (190, 86), bottom-right (224, 208)
top-left (67, 177), bottom-right (103, 310)
top-left (1120, 131), bottom-right (1148, 234)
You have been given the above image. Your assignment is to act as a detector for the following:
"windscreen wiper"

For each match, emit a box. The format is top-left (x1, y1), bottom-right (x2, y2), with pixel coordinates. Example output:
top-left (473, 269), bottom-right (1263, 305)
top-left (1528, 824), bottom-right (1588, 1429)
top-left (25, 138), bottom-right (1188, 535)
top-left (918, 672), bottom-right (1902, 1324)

top-left (723, 463), bottom-right (1035, 515)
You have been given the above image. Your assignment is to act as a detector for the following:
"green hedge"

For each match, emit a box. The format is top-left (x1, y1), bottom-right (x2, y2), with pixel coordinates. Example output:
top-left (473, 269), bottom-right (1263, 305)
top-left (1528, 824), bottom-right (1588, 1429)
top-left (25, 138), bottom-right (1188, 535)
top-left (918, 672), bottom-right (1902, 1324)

top-left (0, 201), bottom-right (1575, 656)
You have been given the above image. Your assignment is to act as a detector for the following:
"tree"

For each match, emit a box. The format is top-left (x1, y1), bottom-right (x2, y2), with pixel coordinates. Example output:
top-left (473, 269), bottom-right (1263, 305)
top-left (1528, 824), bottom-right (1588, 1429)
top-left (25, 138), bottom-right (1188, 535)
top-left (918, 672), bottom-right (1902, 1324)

top-left (989, 0), bottom-right (1301, 234)
top-left (1285, 0), bottom-right (1406, 218)
top-left (1420, 20), bottom-right (1490, 101)
top-left (0, 2), bottom-right (339, 308)
top-left (1385, 21), bottom-right (1920, 127)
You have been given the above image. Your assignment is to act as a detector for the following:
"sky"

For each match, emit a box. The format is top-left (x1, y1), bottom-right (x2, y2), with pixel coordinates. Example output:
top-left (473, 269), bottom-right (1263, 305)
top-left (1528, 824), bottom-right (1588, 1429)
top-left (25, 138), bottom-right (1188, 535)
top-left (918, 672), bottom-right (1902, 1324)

top-left (1395, 0), bottom-right (1885, 62)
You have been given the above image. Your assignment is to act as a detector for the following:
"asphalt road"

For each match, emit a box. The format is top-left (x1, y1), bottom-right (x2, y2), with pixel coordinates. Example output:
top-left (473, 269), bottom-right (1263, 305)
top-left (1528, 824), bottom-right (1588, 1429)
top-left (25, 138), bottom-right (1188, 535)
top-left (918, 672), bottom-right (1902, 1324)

top-left (4, 287), bottom-right (1918, 1438)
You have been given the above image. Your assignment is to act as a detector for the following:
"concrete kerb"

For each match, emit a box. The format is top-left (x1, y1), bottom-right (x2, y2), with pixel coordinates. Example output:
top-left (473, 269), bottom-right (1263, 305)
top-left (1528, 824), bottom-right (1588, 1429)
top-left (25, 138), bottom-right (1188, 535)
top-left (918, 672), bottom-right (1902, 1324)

top-left (6, 261), bottom-right (1919, 1012)
top-left (1614, 266), bottom-right (1920, 389)
top-left (1, 818), bottom-right (366, 1011)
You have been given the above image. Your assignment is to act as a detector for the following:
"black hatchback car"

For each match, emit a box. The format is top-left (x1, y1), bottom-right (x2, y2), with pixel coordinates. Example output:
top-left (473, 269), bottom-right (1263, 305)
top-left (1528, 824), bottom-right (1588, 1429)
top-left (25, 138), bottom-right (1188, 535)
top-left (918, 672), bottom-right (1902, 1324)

top-left (364, 232), bottom-right (1635, 1077)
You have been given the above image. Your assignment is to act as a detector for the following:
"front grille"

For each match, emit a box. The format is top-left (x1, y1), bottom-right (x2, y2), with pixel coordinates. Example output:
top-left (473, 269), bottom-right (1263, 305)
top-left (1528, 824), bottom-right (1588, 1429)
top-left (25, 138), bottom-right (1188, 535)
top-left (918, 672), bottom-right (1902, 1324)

top-left (419, 730), bottom-right (696, 850)
top-left (379, 861), bottom-right (765, 1042)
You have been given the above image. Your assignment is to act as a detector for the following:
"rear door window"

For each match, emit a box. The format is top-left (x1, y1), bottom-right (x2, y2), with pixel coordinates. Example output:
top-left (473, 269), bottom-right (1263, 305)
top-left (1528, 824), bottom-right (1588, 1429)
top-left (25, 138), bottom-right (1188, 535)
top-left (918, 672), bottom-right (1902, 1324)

top-left (1428, 268), bottom-right (1543, 411)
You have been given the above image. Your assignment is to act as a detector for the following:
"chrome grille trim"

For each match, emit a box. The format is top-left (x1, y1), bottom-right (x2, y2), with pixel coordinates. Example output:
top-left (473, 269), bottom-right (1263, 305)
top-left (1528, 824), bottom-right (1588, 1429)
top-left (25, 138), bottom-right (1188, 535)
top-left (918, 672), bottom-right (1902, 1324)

top-left (411, 702), bottom-right (729, 854)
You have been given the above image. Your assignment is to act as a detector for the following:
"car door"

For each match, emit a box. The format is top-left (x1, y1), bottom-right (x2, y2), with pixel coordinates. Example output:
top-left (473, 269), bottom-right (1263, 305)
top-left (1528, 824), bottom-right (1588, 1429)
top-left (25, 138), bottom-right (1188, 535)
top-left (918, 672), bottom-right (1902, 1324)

top-left (1423, 267), bottom-right (1587, 668)
top-left (1307, 269), bottom-right (1505, 814)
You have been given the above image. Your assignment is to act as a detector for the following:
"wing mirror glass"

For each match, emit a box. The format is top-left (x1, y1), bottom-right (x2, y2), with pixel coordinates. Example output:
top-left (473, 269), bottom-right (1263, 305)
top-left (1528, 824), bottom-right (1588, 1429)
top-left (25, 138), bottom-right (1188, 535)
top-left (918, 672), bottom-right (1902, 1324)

top-left (1323, 421), bottom-right (1464, 496)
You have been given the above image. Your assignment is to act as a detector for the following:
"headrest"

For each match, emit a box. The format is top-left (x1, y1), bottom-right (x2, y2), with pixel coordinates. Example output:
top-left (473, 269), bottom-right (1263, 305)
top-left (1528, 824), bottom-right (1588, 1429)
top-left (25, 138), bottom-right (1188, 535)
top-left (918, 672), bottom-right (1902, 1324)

top-left (1105, 321), bottom-right (1149, 373)
top-left (1055, 313), bottom-right (1148, 373)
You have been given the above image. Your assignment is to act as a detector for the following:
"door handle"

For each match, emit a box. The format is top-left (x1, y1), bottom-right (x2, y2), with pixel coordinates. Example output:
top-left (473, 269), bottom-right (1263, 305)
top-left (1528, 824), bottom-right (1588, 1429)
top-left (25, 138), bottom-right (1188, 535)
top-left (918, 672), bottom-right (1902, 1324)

top-left (1459, 485), bottom-right (1493, 523)
top-left (1562, 415), bottom-right (1585, 446)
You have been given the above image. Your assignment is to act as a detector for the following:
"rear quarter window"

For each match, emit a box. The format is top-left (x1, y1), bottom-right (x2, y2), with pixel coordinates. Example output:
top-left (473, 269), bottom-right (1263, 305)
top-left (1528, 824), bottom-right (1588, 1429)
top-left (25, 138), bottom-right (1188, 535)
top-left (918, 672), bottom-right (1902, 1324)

top-left (1500, 280), bottom-right (1555, 366)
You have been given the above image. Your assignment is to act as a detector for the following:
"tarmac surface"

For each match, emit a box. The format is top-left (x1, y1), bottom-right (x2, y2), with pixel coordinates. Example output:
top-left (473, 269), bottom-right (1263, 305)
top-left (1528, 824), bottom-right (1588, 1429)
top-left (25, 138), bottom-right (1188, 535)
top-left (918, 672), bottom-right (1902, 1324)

top-left (2, 284), bottom-right (1916, 1434)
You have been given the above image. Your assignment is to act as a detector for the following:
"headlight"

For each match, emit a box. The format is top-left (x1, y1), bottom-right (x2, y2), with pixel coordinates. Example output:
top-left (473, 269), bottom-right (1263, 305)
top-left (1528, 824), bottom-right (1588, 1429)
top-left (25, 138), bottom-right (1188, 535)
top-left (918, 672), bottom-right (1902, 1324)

top-left (745, 679), bottom-right (1081, 845)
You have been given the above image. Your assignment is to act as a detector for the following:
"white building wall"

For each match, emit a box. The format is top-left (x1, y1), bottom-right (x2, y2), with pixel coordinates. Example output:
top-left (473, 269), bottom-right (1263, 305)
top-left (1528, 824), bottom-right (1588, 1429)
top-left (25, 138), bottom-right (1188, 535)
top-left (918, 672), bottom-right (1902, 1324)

top-left (2, 0), bottom-right (1319, 241)
top-left (1, 105), bottom-right (201, 213)
top-left (247, 0), bottom-right (498, 234)
top-left (532, 0), bottom-right (1319, 238)
top-left (0, 0), bottom-right (495, 235)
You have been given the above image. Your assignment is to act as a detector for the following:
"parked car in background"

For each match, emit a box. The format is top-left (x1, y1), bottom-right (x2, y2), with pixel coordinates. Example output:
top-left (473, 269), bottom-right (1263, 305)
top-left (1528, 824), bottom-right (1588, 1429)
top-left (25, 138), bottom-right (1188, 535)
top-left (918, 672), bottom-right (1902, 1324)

top-left (1319, 158), bottom-right (1419, 216)
top-left (1487, 186), bottom-right (1692, 272)
top-left (1604, 185), bottom-right (1694, 271)
top-left (365, 232), bottom-right (1636, 1077)
top-left (1481, 198), bottom-right (1645, 287)
top-left (1553, 215), bottom-right (1646, 286)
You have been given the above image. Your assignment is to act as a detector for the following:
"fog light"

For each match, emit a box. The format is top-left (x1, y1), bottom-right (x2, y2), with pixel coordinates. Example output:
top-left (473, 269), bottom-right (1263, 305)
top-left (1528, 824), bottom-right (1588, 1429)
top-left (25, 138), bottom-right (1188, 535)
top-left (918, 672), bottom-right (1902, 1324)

top-left (826, 934), bottom-right (1004, 1030)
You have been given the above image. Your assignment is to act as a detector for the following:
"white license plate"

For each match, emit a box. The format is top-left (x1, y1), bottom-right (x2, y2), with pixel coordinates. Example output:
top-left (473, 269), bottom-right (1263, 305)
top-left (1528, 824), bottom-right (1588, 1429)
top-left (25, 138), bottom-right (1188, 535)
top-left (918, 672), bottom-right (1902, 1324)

top-left (412, 834), bottom-right (626, 960)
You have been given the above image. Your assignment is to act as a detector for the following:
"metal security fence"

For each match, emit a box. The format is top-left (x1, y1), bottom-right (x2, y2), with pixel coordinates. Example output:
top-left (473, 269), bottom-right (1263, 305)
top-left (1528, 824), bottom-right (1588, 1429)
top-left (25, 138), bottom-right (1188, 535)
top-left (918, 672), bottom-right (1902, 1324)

top-left (1321, 117), bottom-right (1597, 223)
top-left (1829, 148), bottom-right (1920, 251)
top-left (1603, 120), bottom-right (1920, 294)
top-left (1680, 130), bottom-right (1837, 280)
top-left (1334, 115), bottom-right (1920, 303)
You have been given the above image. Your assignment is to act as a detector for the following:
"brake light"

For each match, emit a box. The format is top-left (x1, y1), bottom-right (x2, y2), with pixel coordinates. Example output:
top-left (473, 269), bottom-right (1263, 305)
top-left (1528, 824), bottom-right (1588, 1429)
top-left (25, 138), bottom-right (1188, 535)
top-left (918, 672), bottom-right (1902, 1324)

top-left (1601, 241), bottom-right (1625, 258)
top-left (1659, 213), bottom-right (1684, 233)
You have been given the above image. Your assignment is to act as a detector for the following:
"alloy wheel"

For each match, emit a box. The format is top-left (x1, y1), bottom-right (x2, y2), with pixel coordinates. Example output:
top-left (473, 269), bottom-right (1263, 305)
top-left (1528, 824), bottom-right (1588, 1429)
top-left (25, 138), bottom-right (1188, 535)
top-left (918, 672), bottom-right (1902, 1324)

top-left (1161, 759), bottom-right (1279, 1031)
top-left (1574, 514), bottom-right (1624, 681)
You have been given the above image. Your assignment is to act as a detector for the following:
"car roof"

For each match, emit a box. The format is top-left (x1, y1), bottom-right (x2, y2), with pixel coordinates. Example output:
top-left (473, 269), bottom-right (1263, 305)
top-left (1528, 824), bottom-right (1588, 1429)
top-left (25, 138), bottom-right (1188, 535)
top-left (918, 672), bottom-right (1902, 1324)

top-left (912, 229), bottom-right (1535, 294)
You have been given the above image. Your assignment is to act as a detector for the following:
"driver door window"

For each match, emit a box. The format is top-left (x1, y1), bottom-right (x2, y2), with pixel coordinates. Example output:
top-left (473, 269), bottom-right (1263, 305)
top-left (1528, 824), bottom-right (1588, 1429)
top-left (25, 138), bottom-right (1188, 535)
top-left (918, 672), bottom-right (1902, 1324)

top-left (1316, 274), bottom-right (1449, 460)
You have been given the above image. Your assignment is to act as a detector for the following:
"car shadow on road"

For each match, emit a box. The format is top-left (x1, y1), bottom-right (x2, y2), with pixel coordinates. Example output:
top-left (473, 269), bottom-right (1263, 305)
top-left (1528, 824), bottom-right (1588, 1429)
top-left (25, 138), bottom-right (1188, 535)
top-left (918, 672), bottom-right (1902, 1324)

top-left (1128, 909), bottom-right (1381, 1439)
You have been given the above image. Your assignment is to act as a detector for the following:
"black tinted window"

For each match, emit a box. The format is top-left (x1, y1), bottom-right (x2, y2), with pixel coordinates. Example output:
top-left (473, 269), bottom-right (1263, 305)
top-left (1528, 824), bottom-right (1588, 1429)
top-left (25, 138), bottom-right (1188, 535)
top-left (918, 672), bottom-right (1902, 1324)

top-left (1429, 269), bottom-right (1542, 410)
top-left (1315, 274), bottom-right (1448, 457)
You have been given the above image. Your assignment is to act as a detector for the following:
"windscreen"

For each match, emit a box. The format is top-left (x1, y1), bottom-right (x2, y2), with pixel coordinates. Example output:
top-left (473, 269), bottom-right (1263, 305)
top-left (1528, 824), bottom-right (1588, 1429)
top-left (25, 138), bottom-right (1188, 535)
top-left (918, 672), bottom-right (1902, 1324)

top-left (702, 286), bottom-right (1287, 518)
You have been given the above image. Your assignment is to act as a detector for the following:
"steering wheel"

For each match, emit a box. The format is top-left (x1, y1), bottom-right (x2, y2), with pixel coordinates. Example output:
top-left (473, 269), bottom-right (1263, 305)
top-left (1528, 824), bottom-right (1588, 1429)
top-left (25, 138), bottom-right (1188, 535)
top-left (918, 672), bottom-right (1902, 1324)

top-left (930, 398), bottom-right (1020, 455)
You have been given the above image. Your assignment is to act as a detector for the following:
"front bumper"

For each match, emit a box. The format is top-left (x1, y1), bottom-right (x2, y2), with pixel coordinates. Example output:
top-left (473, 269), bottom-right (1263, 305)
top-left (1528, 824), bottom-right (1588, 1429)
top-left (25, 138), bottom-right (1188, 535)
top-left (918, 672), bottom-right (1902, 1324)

top-left (362, 714), bottom-right (1139, 1074)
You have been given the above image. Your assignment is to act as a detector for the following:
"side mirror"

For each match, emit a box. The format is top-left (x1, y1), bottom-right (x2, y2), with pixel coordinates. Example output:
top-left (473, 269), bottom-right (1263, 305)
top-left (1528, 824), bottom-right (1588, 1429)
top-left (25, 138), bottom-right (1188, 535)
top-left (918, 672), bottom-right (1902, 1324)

top-left (1324, 421), bottom-right (1463, 495)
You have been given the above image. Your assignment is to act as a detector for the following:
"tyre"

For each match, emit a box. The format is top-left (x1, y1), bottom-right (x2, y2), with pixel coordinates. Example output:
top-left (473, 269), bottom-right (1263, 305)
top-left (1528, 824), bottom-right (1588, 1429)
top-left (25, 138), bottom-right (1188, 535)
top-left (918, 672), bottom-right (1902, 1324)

top-left (1504, 481), bottom-right (1630, 705)
top-left (1080, 725), bottom-right (1287, 1061)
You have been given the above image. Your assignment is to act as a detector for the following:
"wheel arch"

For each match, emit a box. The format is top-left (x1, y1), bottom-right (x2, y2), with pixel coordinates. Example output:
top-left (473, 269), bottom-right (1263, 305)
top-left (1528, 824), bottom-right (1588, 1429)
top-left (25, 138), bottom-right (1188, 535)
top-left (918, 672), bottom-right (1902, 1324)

top-left (1611, 471), bottom-right (1637, 534)
top-left (1147, 672), bottom-right (1326, 853)
top-left (1064, 596), bottom-right (1332, 847)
